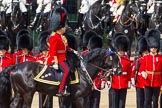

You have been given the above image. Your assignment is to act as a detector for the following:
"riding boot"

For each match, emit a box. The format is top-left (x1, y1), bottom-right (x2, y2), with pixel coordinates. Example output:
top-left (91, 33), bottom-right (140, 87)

top-left (36, 12), bottom-right (48, 32)
top-left (28, 13), bottom-right (40, 30)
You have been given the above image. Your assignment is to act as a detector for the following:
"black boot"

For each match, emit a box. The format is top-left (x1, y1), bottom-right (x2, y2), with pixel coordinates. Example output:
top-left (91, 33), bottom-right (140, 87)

top-left (28, 13), bottom-right (40, 30)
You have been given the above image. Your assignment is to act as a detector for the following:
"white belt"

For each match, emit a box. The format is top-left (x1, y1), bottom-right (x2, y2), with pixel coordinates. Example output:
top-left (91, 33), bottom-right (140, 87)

top-left (122, 72), bottom-right (127, 75)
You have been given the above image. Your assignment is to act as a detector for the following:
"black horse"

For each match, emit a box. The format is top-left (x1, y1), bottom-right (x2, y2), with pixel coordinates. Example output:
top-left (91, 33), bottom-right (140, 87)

top-left (108, 0), bottom-right (140, 56)
top-left (78, 0), bottom-right (110, 50)
top-left (148, 1), bottom-right (162, 32)
top-left (0, 48), bottom-right (120, 108)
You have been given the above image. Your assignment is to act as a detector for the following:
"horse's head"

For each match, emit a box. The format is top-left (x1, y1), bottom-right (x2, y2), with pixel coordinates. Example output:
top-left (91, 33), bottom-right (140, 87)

top-left (121, 1), bottom-right (140, 25)
top-left (82, 48), bottom-right (121, 79)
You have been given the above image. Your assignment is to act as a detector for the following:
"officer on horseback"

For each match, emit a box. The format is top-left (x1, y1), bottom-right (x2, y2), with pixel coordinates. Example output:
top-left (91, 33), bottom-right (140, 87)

top-left (47, 7), bottom-right (78, 97)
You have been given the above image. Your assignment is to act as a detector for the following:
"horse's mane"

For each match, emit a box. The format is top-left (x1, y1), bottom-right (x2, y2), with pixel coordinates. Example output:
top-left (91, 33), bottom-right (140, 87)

top-left (67, 51), bottom-right (80, 72)
top-left (89, 1), bottom-right (101, 14)
top-left (83, 48), bottom-right (107, 62)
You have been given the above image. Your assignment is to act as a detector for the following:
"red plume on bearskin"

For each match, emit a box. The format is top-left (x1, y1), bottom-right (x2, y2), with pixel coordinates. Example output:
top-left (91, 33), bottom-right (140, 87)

top-left (50, 7), bottom-right (67, 31)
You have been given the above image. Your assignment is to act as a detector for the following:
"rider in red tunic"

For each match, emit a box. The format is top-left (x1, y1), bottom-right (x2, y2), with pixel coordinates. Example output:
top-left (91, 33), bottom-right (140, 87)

top-left (0, 35), bottom-right (13, 72)
top-left (47, 7), bottom-right (78, 96)
top-left (13, 32), bottom-right (35, 64)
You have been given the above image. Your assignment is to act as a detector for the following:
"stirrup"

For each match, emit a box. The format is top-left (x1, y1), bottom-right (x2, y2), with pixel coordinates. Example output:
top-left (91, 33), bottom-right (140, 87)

top-left (56, 92), bottom-right (70, 97)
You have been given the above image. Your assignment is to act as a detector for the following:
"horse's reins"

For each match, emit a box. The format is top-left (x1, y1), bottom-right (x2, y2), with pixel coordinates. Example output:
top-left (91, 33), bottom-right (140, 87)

top-left (88, 8), bottom-right (105, 29)
top-left (79, 53), bottom-right (114, 91)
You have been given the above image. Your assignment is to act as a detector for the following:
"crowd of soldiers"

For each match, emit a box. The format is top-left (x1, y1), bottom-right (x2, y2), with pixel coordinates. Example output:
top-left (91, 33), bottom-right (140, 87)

top-left (0, 0), bottom-right (162, 108)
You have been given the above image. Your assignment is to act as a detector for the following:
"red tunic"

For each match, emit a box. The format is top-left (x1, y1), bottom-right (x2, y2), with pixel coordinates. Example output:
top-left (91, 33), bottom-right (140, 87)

top-left (111, 56), bottom-right (132, 89)
top-left (12, 51), bottom-right (35, 64)
top-left (140, 54), bottom-right (162, 87)
top-left (35, 53), bottom-right (47, 64)
top-left (131, 56), bottom-right (145, 88)
top-left (47, 33), bottom-right (70, 65)
top-left (0, 52), bottom-right (13, 72)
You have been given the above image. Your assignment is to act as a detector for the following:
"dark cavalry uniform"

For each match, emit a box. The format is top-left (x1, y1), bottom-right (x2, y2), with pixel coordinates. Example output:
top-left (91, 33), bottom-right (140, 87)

top-left (109, 33), bottom-right (132, 108)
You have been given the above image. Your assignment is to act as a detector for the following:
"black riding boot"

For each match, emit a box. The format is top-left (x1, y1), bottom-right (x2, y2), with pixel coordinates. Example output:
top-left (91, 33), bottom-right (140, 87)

top-left (28, 13), bottom-right (40, 30)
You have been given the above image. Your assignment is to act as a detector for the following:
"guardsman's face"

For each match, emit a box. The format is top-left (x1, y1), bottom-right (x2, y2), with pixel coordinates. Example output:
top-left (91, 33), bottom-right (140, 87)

top-left (22, 48), bottom-right (29, 55)
top-left (0, 49), bottom-right (6, 56)
top-left (142, 50), bottom-right (149, 56)
top-left (150, 48), bottom-right (158, 54)
top-left (117, 50), bottom-right (125, 56)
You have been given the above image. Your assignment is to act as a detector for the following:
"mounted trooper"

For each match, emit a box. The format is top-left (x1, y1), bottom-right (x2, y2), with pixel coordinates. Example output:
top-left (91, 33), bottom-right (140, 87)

top-left (29, 0), bottom-right (66, 31)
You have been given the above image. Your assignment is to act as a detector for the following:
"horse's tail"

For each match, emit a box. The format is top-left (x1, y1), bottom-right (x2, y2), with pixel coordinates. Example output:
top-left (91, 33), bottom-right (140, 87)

top-left (0, 65), bottom-right (16, 106)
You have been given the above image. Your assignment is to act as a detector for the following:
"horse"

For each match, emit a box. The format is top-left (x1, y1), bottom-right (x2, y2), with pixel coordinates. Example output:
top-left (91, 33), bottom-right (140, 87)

top-left (148, 1), bottom-right (162, 32)
top-left (78, 0), bottom-right (111, 50)
top-left (0, 48), bottom-right (120, 108)
top-left (107, 0), bottom-right (140, 56)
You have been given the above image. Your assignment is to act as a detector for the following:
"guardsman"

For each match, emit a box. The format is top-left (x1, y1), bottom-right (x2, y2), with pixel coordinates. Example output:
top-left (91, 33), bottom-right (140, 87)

top-left (13, 30), bottom-right (35, 64)
top-left (47, 7), bottom-right (78, 96)
top-left (131, 36), bottom-right (149, 108)
top-left (35, 31), bottom-right (53, 108)
top-left (0, 35), bottom-right (13, 72)
top-left (109, 34), bottom-right (132, 108)
top-left (140, 29), bottom-right (162, 108)
top-left (88, 36), bottom-right (107, 108)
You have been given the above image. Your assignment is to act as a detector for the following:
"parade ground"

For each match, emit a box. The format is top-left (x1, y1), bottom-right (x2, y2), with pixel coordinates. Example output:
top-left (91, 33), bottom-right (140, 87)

top-left (32, 87), bottom-right (137, 108)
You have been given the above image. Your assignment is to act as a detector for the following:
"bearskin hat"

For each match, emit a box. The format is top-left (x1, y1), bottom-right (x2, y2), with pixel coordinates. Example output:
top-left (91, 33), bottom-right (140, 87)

top-left (38, 31), bottom-right (50, 52)
top-left (114, 35), bottom-right (130, 52)
top-left (87, 36), bottom-right (103, 50)
top-left (136, 36), bottom-right (148, 55)
top-left (0, 35), bottom-right (9, 51)
top-left (111, 32), bottom-right (125, 49)
top-left (83, 30), bottom-right (98, 48)
top-left (145, 29), bottom-right (160, 50)
top-left (17, 34), bottom-right (33, 51)
top-left (50, 7), bottom-right (67, 31)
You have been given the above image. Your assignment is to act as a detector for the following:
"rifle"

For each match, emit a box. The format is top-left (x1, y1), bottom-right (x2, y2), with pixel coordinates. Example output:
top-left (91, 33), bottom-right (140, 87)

top-left (134, 57), bottom-right (140, 84)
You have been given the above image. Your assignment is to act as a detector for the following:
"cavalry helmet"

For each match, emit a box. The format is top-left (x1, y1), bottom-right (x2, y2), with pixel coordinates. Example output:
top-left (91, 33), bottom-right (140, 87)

top-left (50, 7), bottom-right (67, 31)
top-left (114, 34), bottom-right (130, 52)
top-left (87, 36), bottom-right (103, 50)
top-left (38, 31), bottom-right (50, 52)
top-left (145, 29), bottom-right (161, 50)
top-left (83, 30), bottom-right (98, 48)
top-left (136, 36), bottom-right (148, 55)
top-left (0, 35), bottom-right (9, 51)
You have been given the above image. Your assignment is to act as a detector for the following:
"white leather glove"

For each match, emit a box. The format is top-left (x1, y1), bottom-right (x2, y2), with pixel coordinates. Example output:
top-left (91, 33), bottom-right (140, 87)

top-left (73, 50), bottom-right (79, 55)
top-left (128, 81), bottom-right (131, 89)
top-left (141, 71), bottom-right (147, 79)
top-left (107, 81), bottom-right (111, 89)
top-left (131, 78), bottom-right (135, 87)
top-left (52, 64), bottom-right (58, 70)
top-left (101, 81), bottom-right (105, 90)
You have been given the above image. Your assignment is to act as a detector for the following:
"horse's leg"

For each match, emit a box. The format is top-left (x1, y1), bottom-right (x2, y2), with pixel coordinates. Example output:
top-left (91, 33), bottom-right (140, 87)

top-left (10, 93), bottom-right (23, 108)
top-left (72, 97), bottom-right (87, 108)
top-left (22, 92), bottom-right (35, 108)
top-left (59, 97), bottom-right (72, 108)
